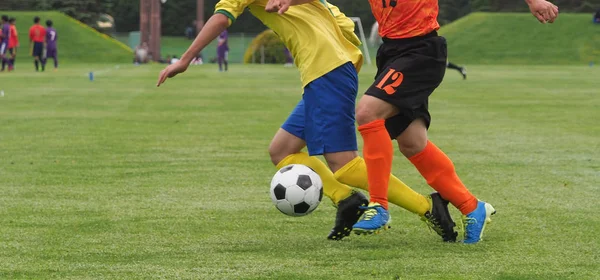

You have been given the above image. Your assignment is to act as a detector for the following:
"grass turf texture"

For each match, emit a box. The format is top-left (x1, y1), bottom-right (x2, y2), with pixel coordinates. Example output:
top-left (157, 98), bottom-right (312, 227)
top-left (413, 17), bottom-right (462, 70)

top-left (0, 63), bottom-right (598, 279)
top-left (0, 11), bottom-right (131, 63)
top-left (440, 13), bottom-right (600, 65)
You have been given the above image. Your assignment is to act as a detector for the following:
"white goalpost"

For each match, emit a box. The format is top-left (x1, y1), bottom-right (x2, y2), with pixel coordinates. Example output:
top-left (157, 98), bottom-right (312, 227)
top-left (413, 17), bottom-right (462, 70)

top-left (350, 17), bottom-right (372, 65)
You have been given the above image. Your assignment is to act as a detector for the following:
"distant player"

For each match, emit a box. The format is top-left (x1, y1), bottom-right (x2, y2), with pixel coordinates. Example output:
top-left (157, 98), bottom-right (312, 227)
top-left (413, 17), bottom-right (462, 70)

top-left (447, 61), bottom-right (467, 79)
top-left (7, 17), bottom-right (19, 71)
top-left (158, 0), bottom-right (456, 241)
top-left (29, 16), bottom-right (46, 72)
top-left (217, 29), bottom-right (229, 72)
top-left (0, 15), bottom-right (11, 72)
top-left (43, 20), bottom-right (58, 71)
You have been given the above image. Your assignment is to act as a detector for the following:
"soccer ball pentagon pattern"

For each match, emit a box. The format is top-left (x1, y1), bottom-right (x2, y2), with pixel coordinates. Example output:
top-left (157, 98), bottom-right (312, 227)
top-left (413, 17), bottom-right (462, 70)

top-left (270, 164), bottom-right (323, 216)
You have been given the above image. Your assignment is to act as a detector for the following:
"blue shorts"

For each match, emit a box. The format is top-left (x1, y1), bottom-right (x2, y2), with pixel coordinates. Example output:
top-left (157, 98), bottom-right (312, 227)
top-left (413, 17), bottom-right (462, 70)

top-left (281, 62), bottom-right (358, 156)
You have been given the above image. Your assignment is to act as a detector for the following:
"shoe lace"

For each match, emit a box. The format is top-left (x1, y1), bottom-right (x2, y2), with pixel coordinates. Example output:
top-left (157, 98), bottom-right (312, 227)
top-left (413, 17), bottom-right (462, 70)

top-left (360, 207), bottom-right (378, 221)
top-left (461, 216), bottom-right (477, 239)
top-left (422, 212), bottom-right (444, 236)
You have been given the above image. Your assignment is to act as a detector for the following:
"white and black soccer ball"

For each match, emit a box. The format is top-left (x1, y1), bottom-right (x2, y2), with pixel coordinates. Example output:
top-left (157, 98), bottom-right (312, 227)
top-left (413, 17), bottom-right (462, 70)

top-left (270, 164), bottom-right (323, 216)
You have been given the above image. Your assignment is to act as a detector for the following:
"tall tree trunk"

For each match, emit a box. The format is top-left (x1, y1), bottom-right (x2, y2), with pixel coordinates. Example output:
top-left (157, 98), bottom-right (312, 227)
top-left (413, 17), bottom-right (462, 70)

top-left (197, 0), bottom-right (205, 32)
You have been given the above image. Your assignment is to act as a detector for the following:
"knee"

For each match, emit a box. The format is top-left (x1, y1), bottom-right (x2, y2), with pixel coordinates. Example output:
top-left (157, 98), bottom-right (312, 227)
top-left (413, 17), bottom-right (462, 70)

top-left (355, 105), bottom-right (378, 126)
top-left (397, 138), bottom-right (427, 158)
top-left (268, 144), bottom-right (286, 166)
top-left (324, 151), bottom-right (357, 173)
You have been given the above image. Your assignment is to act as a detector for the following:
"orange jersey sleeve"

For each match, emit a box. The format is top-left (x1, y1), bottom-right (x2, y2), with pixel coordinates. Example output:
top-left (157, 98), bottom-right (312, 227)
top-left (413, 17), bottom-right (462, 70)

top-left (369, 0), bottom-right (440, 39)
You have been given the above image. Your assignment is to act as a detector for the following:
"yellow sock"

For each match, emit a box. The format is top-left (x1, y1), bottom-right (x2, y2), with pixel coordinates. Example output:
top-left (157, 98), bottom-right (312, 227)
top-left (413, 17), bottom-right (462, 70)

top-left (276, 152), bottom-right (353, 205)
top-left (333, 157), bottom-right (430, 216)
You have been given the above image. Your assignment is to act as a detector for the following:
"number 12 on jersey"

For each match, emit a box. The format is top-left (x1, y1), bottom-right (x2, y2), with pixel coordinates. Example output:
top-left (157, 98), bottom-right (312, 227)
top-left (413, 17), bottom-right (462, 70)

top-left (382, 0), bottom-right (397, 8)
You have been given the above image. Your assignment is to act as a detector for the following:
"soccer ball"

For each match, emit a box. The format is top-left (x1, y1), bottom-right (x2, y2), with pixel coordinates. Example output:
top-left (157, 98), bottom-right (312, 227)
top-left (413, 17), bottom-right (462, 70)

top-left (270, 164), bottom-right (323, 216)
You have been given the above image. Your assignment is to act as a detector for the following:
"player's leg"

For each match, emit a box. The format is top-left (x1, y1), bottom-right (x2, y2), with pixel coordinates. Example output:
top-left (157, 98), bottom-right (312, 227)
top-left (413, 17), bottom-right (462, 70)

top-left (41, 45), bottom-right (47, 72)
top-left (224, 51), bottom-right (228, 71)
top-left (33, 42), bottom-right (41, 71)
top-left (399, 121), bottom-right (494, 243)
top-left (217, 50), bottom-right (224, 72)
top-left (269, 100), bottom-right (355, 207)
top-left (447, 61), bottom-right (467, 79)
top-left (0, 42), bottom-right (6, 71)
top-left (48, 48), bottom-right (58, 69)
top-left (300, 62), bottom-right (371, 240)
top-left (351, 47), bottom-right (408, 232)
top-left (389, 36), bottom-right (493, 243)
top-left (353, 35), bottom-right (459, 239)
top-left (269, 129), bottom-right (354, 206)
top-left (9, 48), bottom-right (16, 70)
top-left (350, 95), bottom-right (397, 234)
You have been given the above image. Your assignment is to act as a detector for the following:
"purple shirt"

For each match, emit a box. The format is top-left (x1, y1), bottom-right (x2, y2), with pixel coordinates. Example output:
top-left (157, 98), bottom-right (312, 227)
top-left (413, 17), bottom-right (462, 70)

top-left (1, 24), bottom-right (10, 43)
top-left (46, 27), bottom-right (57, 49)
top-left (217, 30), bottom-right (228, 51)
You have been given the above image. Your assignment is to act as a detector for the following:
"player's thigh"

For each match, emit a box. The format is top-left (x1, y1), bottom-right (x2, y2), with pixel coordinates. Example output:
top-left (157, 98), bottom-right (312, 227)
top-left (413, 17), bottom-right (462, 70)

top-left (367, 36), bottom-right (447, 139)
top-left (356, 94), bottom-right (399, 125)
top-left (274, 100), bottom-right (308, 164)
top-left (303, 62), bottom-right (359, 156)
top-left (269, 128), bottom-right (306, 164)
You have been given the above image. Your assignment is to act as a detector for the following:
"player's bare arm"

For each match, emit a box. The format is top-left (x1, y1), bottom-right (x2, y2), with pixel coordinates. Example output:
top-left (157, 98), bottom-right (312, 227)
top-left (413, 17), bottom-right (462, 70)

top-left (526, 0), bottom-right (559, 23)
top-left (156, 13), bottom-right (229, 87)
top-left (265, 0), bottom-right (314, 14)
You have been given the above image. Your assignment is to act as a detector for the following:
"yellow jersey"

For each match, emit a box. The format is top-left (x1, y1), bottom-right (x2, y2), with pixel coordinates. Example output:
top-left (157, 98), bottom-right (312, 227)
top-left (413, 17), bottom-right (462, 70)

top-left (215, 0), bottom-right (363, 87)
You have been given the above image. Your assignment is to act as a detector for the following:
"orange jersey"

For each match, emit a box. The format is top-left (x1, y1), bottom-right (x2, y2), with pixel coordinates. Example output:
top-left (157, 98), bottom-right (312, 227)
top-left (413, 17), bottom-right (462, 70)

top-left (9, 25), bottom-right (19, 48)
top-left (369, 0), bottom-right (440, 39)
top-left (29, 24), bottom-right (46, 43)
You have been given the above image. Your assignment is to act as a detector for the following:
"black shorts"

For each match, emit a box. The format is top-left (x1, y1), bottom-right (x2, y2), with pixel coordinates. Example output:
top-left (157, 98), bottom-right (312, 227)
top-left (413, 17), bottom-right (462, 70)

top-left (365, 32), bottom-right (447, 139)
top-left (32, 42), bottom-right (44, 57)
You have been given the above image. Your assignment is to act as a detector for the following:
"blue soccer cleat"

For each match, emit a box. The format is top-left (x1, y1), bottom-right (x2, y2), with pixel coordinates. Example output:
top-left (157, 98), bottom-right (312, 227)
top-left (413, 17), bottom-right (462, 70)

top-left (462, 201), bottom-right (496, 244)
top-left (352, 202), bottom-right (391, 235)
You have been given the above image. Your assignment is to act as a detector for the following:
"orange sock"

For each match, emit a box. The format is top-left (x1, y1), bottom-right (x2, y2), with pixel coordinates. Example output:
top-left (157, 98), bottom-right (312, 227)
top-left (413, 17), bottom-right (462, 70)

top-left (408, 140), bottom-right (478, 215)
top-left (358, 119), bottom-right (392, 210)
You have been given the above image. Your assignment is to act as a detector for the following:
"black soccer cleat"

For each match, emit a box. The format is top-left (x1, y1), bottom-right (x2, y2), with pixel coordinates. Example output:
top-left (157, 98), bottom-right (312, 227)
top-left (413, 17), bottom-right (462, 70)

top-left (421, 192), bottom-right (458, 242)
top-left (327, 191), bottom-right (368, 240)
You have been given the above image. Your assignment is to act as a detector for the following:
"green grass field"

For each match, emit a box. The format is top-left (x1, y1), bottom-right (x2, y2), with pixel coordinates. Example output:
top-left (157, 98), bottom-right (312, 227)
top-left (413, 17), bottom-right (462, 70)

top-left (440, 13), bottom-right (600, 64)
top-left (0, 63), bottom-right (598, 279)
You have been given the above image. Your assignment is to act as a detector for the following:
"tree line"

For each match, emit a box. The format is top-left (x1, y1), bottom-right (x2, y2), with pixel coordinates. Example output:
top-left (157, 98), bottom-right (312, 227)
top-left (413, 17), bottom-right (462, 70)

top-left (1, 0), bottom-right (598, 36)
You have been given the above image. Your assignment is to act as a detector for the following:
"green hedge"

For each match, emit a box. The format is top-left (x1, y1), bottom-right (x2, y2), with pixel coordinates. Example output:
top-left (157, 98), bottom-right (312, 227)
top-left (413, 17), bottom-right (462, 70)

top-left (243, 30), bottom-right (286, 64)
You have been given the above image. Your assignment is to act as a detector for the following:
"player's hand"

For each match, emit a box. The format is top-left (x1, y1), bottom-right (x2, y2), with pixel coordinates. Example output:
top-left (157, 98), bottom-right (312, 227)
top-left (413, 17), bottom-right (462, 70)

top-left (265, 0), bottom-right (292, 14)
top-left (156, 61), bottom-right (189, 87)
top-left (527, 0), bottom-right (558, 23)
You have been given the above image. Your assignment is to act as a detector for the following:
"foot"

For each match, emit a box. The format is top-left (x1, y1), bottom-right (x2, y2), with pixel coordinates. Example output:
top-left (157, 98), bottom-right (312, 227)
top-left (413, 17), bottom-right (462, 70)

top-left (460, 67), bottom-right (467, 80)
top-left (421, 192), bottom-right (458, 242)
top-left (462, 201), bottom-right (496, 244)
top-left (327, 191), bottom-right (368, 240)
top-left (352, 202), bottom-right (391, 235)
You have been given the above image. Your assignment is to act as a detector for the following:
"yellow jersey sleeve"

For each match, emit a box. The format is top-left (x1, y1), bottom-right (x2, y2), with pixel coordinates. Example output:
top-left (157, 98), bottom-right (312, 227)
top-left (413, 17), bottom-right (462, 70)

top-left (215, 0), bottom-right (255, 25)
top-left (327, 3), bottom-right (361, 48)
